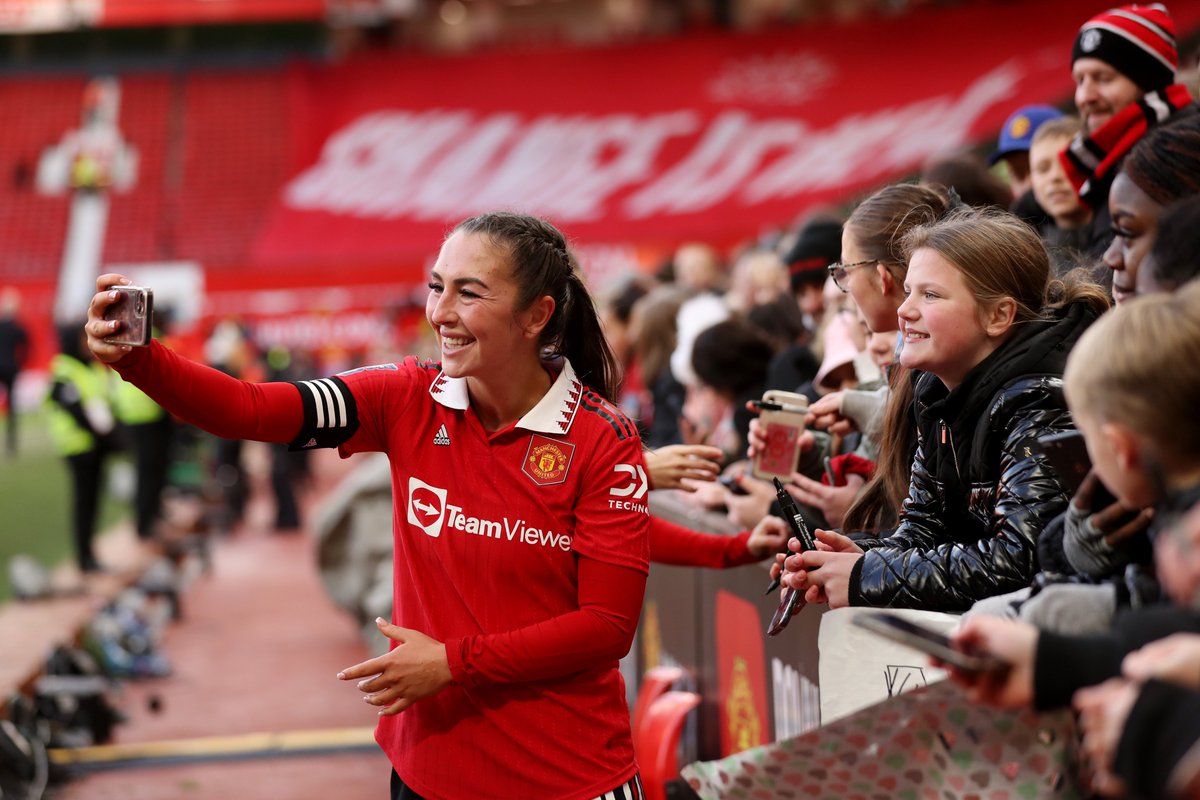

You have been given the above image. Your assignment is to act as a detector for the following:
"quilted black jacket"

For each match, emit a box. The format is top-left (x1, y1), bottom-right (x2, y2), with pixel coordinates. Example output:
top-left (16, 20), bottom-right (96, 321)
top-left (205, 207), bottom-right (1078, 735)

top-left (848, 301), bottom-right (1100, 611)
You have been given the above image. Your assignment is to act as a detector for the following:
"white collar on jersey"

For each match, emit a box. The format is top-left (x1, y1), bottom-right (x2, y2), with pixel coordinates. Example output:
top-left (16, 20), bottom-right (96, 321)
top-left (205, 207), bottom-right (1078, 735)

top-left (427, 357), bottom-right (583, 435)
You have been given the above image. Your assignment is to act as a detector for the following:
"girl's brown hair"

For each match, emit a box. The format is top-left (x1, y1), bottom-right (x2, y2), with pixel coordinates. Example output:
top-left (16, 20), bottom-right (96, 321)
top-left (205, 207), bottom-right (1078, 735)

top-left (841, 362), bottom-right (915, 533)
top-left (900, 207), bottom-right (1110, 324)
top-left (845, 183), bottom-right (951, 278)
top-left (838, 183), bottom-right (950, 533)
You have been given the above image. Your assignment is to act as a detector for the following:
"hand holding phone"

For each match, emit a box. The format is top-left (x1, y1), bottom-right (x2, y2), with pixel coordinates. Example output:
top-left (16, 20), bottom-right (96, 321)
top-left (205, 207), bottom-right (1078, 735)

top-left (1037, 430), bottom-right (1091, 496)
top-left (851, 612), bottom-right (1008, 674)
top-left (823, 456), bottom-right (838, 486)
top-left (751, 390), bottom-right (809, 481)
top-left (102, 285), bottom-right (154, 347)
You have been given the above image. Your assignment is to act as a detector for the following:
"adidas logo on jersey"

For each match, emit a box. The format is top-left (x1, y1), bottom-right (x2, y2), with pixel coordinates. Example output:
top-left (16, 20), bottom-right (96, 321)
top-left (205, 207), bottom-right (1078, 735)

top-left (433, 424), bottom-right (451, 446)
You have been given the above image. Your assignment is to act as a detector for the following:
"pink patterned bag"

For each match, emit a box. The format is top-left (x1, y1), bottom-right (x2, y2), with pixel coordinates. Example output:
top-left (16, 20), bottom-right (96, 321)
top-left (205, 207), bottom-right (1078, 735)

top-left (682, 681), bottom-right (1083, 799)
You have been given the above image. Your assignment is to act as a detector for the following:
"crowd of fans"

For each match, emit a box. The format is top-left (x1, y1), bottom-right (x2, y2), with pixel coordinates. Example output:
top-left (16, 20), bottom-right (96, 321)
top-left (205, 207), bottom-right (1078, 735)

top-left (7, 1), bottom-right (1200, 797)
top-left (586, 3), bottom-right (1200, 796)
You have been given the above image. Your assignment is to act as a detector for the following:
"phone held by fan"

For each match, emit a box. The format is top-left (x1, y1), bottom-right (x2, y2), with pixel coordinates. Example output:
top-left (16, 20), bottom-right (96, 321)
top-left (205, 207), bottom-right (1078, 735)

top-left (851, 612), bottom-right (1008, 674)
top-left (752, 390), bottom-right (809, 482)
top-left (103, 285), bottom-right (154, 347)
top-left (823, 456), bottom-right (838, 486)
top-left (1037, 429), bottom-right (1091, 496)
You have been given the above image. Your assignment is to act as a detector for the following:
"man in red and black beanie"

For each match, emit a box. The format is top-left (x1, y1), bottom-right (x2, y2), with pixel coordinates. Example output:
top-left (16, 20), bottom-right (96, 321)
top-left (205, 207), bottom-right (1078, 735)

top-left (1061, 3), bottom-right (1196, 257)
top-left (782, 216), bottom-right (841, 330)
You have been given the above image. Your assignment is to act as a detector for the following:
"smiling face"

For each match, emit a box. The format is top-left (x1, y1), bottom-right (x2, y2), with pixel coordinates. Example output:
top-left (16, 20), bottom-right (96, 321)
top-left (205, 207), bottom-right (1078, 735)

top-left (425, 230), bottom-right (543, 386)
top-left (1073, 57), bottom-right (1143, 135)
top-left (897, 248), bottom-right (1006, 389)
top-left (1104, 172), bottom-right (1163, 305)
top-left (1030, 133), bottom-right (1089, 229)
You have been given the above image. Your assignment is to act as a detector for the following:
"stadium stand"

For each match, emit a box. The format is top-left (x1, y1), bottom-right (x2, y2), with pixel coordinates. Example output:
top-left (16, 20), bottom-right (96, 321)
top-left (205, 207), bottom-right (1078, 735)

top-left (0, 77), bottom-right (80, 280)
top-left (176, 69), bottom-right (289, 269)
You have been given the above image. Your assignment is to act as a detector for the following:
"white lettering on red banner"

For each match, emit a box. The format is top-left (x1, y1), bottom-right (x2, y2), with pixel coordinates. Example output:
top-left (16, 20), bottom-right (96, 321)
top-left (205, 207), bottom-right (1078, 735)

top-left (741, 62), bottom-right (1021, 203)
top-left (282, 63), bottom-right (1019, 224)
top-left (286, 110), bottom-right (697, 221)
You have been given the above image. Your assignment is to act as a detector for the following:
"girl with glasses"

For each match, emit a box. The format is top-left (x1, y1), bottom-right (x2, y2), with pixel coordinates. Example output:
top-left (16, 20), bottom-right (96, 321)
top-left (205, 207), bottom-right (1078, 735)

top-left (788, 184), bottom-right (953, 535)
top-left (780, 208), bottom-right (1109, 611)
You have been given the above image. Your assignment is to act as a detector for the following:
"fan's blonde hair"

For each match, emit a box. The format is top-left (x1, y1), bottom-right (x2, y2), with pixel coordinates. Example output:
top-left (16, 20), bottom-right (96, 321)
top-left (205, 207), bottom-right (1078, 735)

top-left (1064, 281), bottom-right (1200, 464)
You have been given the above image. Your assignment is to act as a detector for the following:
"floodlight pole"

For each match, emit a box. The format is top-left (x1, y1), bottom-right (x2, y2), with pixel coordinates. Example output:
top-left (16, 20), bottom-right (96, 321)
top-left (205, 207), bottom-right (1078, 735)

top-left (38, 77), bottom-right (139, 325)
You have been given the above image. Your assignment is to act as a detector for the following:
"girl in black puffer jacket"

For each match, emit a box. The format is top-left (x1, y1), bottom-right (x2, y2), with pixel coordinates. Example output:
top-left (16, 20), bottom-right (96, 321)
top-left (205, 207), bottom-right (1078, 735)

top-left (781, 208), bottom-right (1110, 611)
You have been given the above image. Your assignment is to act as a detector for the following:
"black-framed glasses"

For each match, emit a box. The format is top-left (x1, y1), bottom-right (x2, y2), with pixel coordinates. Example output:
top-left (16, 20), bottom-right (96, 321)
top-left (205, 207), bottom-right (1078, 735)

top-left (827, 259), bottom-right (877, 292)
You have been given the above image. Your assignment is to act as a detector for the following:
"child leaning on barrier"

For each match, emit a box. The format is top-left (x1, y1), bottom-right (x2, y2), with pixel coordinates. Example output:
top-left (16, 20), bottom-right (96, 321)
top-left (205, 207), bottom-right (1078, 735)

top-left (779, 208), bottom-right (1109, 611)
top-left (947, 283), bottom-right (1200, 798)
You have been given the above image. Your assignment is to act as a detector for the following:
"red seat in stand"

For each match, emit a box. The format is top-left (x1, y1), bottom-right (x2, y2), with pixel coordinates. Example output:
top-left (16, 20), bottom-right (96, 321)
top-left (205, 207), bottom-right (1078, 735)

top-left (635, 690), bottom-right (701, 800)
top-left (631, 665), bottom-right (684, 743)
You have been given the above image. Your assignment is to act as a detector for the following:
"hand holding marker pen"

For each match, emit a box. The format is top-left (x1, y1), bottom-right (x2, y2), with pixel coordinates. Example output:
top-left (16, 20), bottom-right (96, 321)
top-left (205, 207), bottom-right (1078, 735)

top-left (764, 477), bottom-right (816, 594)
top-left (766, 478), bottom-right (817, 636)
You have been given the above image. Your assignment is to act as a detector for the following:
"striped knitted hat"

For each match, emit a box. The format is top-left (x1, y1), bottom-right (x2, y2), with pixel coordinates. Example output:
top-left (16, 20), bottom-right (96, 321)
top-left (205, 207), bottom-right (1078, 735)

top-left (1072, 4), bottom-right (1178, 91)
top-left (783, 218), bottom-right (842, 289)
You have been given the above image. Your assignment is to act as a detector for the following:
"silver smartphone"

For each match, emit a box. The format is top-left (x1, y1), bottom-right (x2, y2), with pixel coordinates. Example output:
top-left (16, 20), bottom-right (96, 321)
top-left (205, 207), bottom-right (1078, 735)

top-left (103, 285), bottom-right (153, 347)
top-left (851, 612), bottom-right (1007, 674)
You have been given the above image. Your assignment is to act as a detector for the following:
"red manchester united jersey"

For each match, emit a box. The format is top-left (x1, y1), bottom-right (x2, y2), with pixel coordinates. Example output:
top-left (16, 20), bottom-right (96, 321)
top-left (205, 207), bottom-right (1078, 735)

top-left (297, 357), bottom-right (650, 800)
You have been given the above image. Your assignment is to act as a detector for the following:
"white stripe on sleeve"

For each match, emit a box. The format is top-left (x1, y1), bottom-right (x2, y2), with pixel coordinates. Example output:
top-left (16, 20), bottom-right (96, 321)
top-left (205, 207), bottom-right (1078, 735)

top-left (301, 381), bottom-right (326, 429)
top-left (320, 378), bottom-right (348, 427)
top-left (315, 379), bottom-right (339, 428)
top-left (300, 378), bottom-right (353, 430)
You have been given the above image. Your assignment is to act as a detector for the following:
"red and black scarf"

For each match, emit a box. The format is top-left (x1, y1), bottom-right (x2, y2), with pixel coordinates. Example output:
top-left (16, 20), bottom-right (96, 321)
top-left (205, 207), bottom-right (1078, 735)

top-left (1060, 83), bottom-right (1195, 209)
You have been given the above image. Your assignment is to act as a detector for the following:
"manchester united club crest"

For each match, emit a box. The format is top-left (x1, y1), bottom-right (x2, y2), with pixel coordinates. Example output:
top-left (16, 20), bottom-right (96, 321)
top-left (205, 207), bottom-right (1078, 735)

top-left (522, 435), bottom-right (575, 486)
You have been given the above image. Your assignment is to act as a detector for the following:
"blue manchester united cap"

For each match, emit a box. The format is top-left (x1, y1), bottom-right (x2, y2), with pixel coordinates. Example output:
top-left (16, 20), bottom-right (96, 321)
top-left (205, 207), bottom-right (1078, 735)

top-left (987, 105), bottom-right (1065, 166)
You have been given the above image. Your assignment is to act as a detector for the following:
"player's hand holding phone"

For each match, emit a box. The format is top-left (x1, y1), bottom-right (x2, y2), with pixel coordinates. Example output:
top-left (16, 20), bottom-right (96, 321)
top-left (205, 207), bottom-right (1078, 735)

top-left (87, 274), bottom-right (153, 362)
